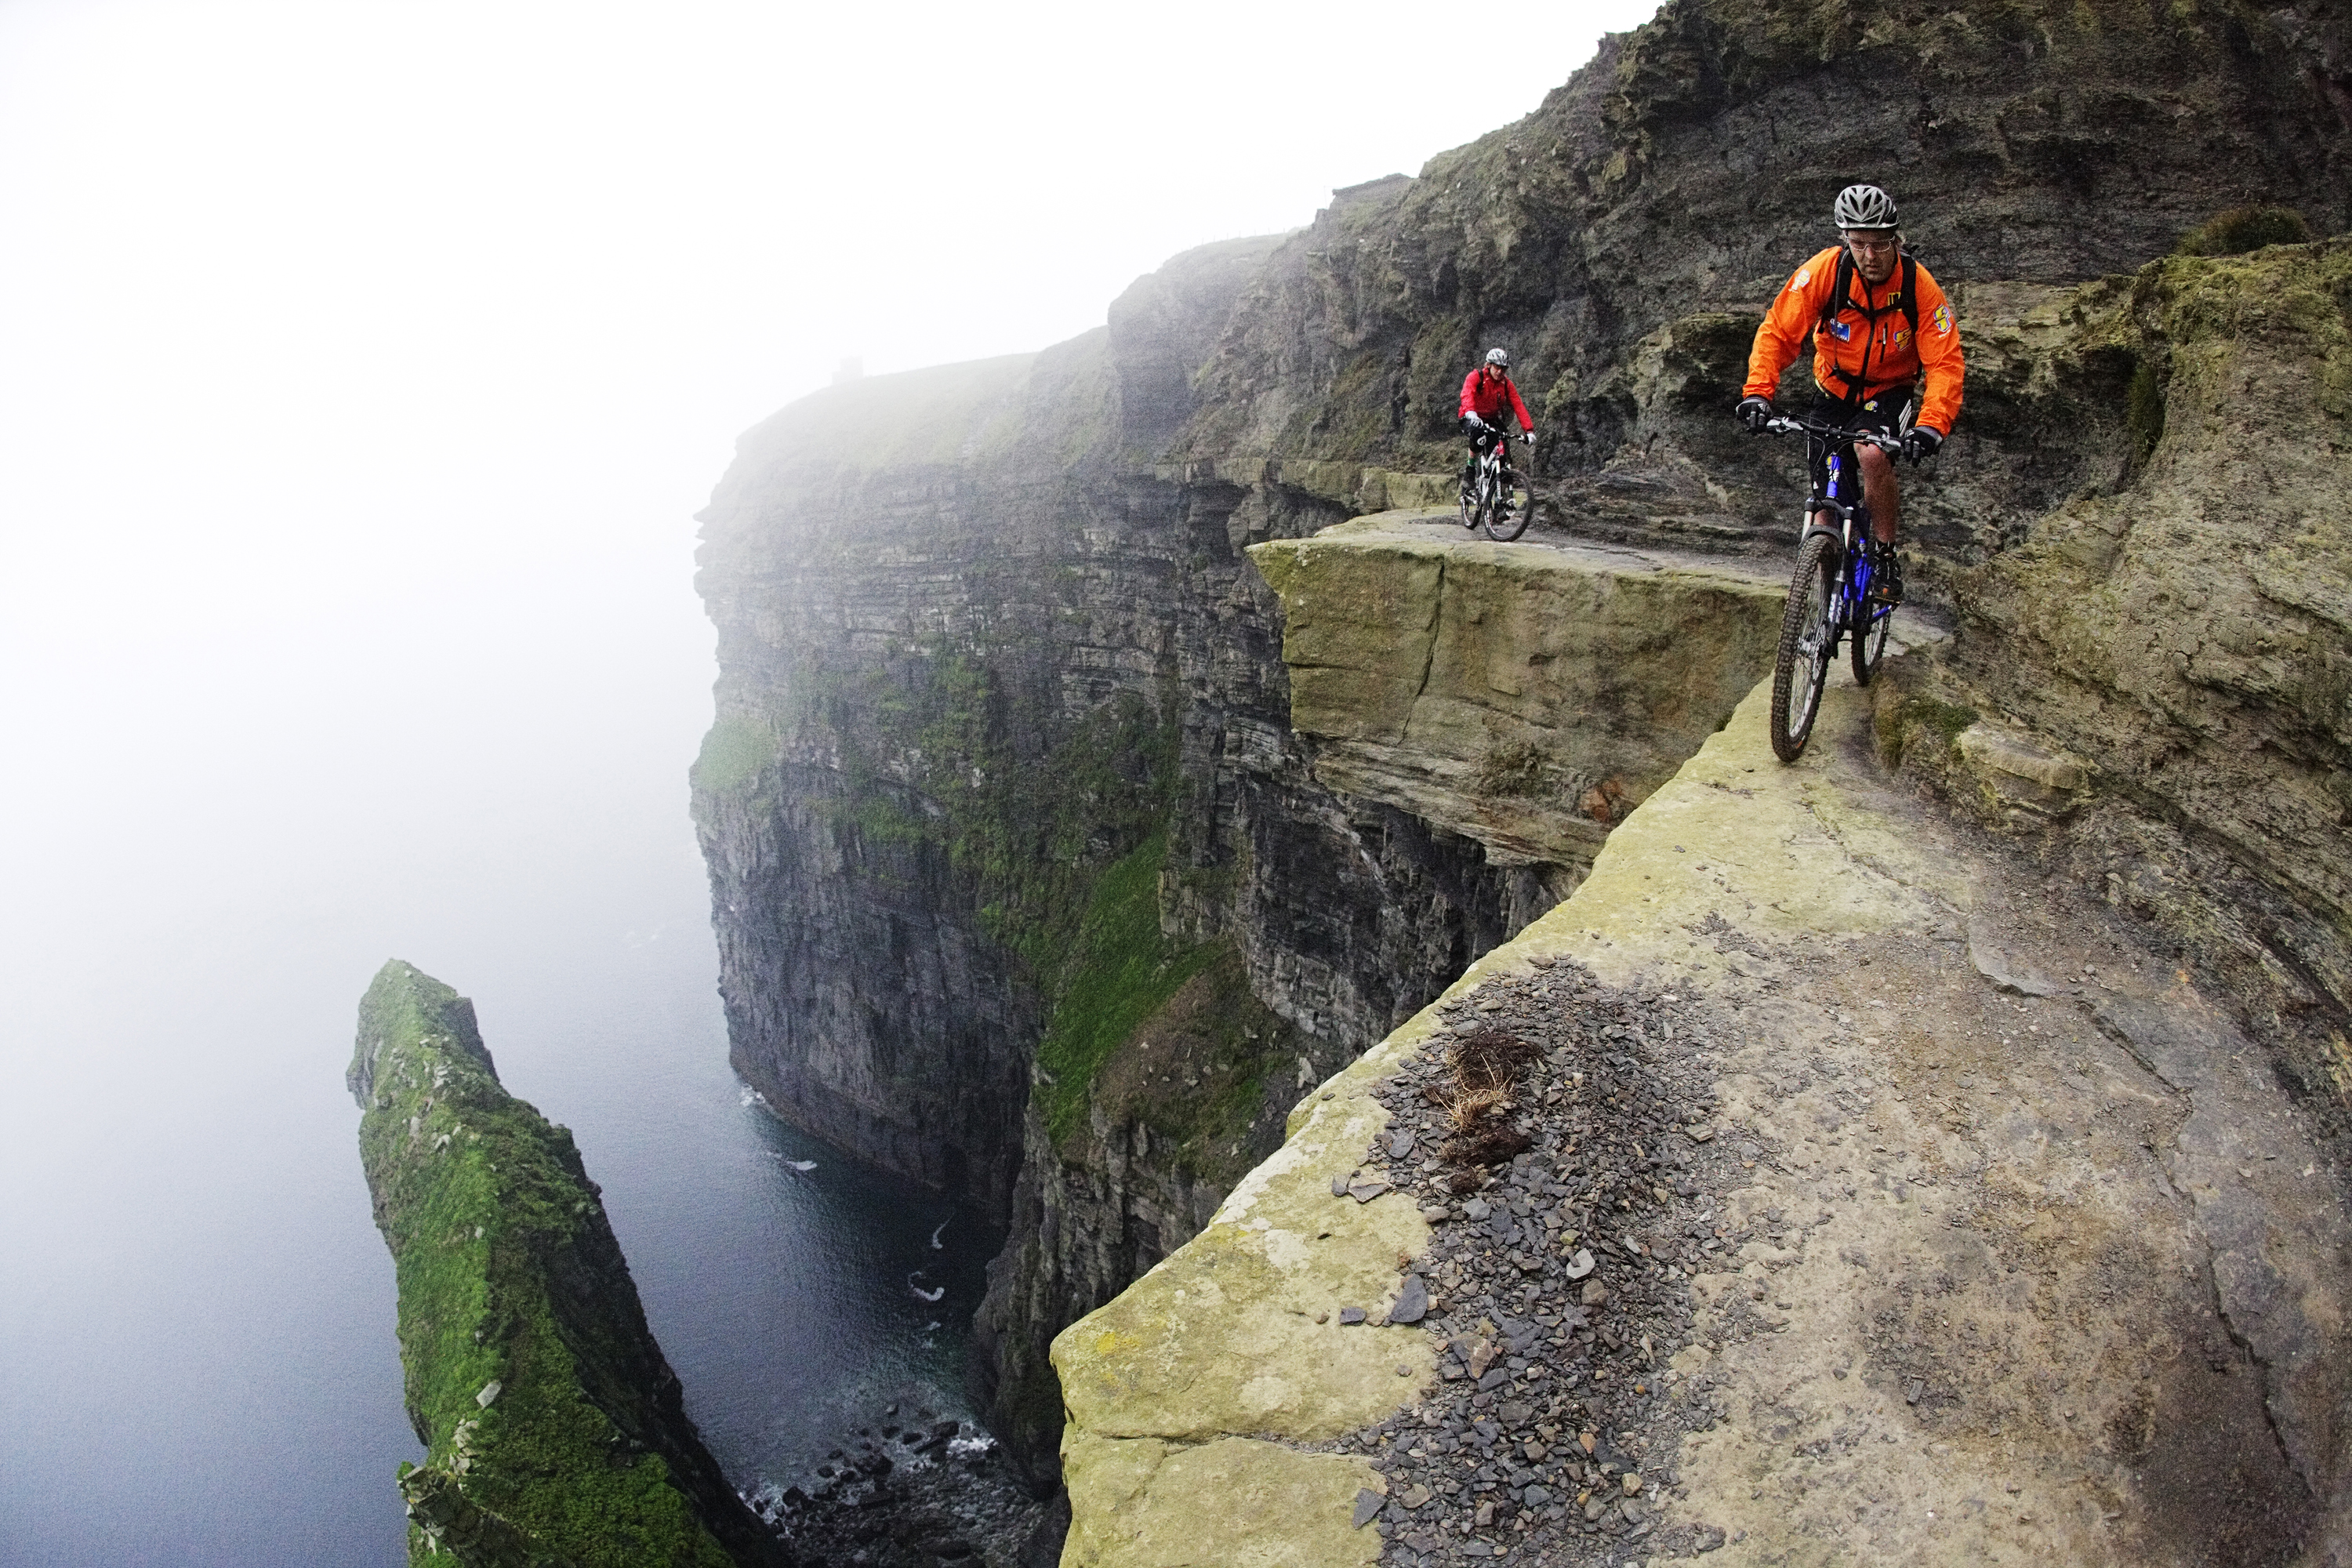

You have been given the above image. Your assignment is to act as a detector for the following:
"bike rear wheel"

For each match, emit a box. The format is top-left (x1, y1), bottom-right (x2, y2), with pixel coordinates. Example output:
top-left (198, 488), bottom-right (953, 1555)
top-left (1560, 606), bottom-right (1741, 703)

top-left (1769, 532), bottom-right (1839, 764)
top-left (1483, 469), bottom-right (1531, 541)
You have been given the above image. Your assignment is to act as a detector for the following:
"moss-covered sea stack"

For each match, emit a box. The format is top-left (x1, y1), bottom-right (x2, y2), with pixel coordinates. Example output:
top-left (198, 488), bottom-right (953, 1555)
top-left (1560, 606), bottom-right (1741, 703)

top-left (349, 960), bottom-right (784, 1567)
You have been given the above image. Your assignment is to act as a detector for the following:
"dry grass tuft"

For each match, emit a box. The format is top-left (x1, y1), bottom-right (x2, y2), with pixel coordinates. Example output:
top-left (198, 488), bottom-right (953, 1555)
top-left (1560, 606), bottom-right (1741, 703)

top-left (1438, 1027), bottom-right (1541, 1168)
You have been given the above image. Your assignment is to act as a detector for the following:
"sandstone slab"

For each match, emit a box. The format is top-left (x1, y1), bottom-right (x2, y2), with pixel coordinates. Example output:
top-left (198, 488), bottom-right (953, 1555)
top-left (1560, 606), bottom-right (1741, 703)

top-left (1060, 1432), bottom-right (1381, 1568)
top-left (1052, 1054), bottom-right (1438, 1443)
top-left (1248, 516), bottom-right (1784, 873)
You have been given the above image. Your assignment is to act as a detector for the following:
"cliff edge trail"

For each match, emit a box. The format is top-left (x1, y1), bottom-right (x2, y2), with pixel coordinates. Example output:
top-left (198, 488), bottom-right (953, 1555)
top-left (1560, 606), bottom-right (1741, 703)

top-left (1054, 652), bottom-right (2352, 1566)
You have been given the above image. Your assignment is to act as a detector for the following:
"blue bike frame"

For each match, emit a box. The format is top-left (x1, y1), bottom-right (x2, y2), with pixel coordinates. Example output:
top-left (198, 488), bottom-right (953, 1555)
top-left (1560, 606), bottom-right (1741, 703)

top-left (1804, 438), bottom-right (1893, 652)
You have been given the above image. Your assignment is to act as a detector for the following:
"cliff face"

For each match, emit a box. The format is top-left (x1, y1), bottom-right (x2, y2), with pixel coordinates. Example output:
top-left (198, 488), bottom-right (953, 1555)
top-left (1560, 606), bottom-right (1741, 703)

top-left (691, 245), bottom-right (1587, 1479)
top-left (349, 961), bottom-right (782, 1567)
top-left (691, 0), bottom-right (2352, 1494)
top-left (1178, 0), bottom-right (2352, 568)
top-left (1886, 239), bottom-right (2352, 1095)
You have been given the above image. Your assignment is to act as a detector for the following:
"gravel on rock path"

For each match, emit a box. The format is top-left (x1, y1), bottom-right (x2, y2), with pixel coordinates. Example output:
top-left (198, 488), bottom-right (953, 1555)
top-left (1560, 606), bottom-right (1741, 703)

top-left (1312, 956), bottom-right (1753, 1566)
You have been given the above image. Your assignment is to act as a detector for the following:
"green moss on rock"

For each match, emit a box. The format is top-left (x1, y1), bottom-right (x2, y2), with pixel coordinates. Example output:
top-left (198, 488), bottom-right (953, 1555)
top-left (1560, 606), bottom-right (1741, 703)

top-left (1034, 833), bottom-right (1221, 1148)
top-left (349, 961), bottom-right (774, 1567)
top-left (1875, 693), bottom-right (1980, 771)
top-left (2176, 205), bottom-right (2314, 258)
top-left (691, 715), bottom-right (772, 800)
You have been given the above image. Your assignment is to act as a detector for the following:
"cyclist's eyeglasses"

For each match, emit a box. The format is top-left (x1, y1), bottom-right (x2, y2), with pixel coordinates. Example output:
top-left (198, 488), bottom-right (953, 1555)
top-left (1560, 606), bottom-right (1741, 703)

top-left (1844, 236), bottom-right (1899, 255)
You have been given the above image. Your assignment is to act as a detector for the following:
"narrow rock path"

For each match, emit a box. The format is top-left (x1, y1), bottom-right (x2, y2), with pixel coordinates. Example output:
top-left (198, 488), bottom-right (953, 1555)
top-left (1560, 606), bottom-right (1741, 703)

top-left (1330, 675), bottom-right (2349, 1567)
top-left (1055, 670), bottom-right (2351, 1568)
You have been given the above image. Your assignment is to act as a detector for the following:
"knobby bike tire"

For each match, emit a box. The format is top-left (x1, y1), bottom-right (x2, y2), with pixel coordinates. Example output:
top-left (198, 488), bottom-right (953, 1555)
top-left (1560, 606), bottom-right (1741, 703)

top-left (1468, 464), bottom-right (1498, 535)
top-left (1459, 470), bottom-right (1480, 529)
top-left (1483, 469), bottom-right (1531, 541)
top-left (1850, 586), bottom-right (1891, 687)
top-left (1769, 532), bottom-right (1840, 764)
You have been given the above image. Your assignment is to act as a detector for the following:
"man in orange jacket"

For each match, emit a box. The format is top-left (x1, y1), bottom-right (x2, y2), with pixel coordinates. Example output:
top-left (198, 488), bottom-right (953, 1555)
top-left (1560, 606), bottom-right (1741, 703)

top-left (1737, 183), bottom-right (1964, 606)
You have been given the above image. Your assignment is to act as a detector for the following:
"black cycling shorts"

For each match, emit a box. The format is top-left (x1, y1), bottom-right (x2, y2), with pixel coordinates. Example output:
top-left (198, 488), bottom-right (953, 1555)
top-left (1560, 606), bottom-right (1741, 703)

top-left (1807, 386), bottom-right (1913, 506)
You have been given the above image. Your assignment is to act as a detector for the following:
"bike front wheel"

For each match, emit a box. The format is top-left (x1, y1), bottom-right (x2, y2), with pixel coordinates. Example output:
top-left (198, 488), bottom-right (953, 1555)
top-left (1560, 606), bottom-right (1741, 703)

top-left (1769, 532), bottom-right (1839, 764)
top-left (1483, 470), bottom-right (1531, 541)
top-left (1465, 466), bottom-right (1498, 535)
top-left (1850, 595), bottom-right (1891, 686)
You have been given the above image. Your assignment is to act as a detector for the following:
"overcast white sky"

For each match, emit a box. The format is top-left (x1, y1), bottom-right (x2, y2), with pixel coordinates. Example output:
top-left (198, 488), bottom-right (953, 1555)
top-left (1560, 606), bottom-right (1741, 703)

top-left (0, 0), bottom-right (1659, 952)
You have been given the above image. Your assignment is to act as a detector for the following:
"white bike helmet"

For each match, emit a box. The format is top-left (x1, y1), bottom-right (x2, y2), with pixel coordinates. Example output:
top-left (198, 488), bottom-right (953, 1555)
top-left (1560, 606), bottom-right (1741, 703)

top-left (1484, 347), bottom-right (1510, 368)
top-left (1833, 183), bottom-right (1900, 230)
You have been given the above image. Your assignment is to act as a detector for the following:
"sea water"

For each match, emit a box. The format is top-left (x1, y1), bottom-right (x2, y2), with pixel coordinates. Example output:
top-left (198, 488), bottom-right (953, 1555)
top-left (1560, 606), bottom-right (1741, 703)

top-left (0, 786), bottom-right (997, 1566)
top-left (0, 379), bottom-right (1000, 1559)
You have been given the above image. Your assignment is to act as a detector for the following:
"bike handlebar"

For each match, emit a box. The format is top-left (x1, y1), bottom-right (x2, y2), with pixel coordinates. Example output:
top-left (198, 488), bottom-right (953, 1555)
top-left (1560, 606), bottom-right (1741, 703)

top-left (1760, 414), bottom-right (1905, 453)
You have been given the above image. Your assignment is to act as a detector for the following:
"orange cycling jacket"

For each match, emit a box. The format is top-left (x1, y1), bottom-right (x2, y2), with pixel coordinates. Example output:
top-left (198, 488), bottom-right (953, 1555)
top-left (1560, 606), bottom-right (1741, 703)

top-left (1744, 245), bottom-right (1965, 436)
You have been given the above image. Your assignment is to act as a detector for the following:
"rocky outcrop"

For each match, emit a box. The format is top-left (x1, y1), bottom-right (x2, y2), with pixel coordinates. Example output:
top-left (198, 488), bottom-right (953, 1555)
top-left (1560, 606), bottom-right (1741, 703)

top-left (349, 960), bottom-right (783, 1567)
top-left (1875, 238), bottom-right (2352, 1099)
top-left (1057, 673), bottom-right (2352, 1565)
top-left (1247, 517), bottom-right (1785, 869)
top-left (691, 243), bottom-right (1595, 1484)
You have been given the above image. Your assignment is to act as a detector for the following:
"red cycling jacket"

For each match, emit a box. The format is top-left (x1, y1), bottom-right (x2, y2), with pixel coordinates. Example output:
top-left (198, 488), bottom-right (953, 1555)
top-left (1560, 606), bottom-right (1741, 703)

top-left (1459, 367), bottom-right (1533, 431)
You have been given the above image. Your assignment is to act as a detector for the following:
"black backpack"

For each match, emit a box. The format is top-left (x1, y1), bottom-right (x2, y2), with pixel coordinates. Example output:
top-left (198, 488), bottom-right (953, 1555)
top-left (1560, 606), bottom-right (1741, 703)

top-left (1814, 247), bottom-right (1919, 403)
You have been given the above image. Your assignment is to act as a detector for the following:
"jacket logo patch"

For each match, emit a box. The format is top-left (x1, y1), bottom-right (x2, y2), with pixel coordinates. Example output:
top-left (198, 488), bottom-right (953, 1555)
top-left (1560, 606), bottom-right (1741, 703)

top-left (1894, 327), bottom-right (1912, 348)
top-left (1827, 318), bottom-right (1852, 342)
top-left (1793, 267), bottom-right (1812, 290)
top-left (1932, 303), bottom-right (1954, 335)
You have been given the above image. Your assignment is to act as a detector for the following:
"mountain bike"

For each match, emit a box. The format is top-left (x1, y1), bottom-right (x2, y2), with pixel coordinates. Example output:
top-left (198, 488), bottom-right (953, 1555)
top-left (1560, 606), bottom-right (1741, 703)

top-left (1761, 416), bottom-right (1904, 763)
top-left (1459, 426), bottom-right (1534, 541)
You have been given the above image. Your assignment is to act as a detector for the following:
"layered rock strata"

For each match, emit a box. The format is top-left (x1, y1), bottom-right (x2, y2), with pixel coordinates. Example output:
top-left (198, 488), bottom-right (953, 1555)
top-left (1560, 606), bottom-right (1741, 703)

top-left (692, 253), bottom-right (1690, 1483)
top-left (1247, 516), bottom-right (1785, 868)
top-left (1176, 0), bottom-right (2352, 569)
top-left (349, 960), bottom-right (782, 1567)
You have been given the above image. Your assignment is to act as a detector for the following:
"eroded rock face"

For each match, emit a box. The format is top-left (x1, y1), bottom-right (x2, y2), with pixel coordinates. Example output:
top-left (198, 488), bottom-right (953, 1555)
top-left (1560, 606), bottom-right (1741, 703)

top-left (1057, 679), bottom-right (2352, 1566)
top-left (1177, 0), bottom-right (2352, 561)
top-left (1875, 240), bottom-right (2352, 1091)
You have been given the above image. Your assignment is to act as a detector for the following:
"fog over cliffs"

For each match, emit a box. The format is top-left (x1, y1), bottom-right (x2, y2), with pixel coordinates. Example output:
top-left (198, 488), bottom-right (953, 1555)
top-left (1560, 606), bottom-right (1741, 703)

top-left (7, 0), bottom-right (2350, 1560)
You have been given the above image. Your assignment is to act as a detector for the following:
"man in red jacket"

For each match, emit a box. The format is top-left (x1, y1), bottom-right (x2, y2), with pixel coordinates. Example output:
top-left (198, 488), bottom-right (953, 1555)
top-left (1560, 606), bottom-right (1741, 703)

top-left (1460, 348), bottom-right (1534, 509)
top-left (1737, 183), bottom-right (1965, 606)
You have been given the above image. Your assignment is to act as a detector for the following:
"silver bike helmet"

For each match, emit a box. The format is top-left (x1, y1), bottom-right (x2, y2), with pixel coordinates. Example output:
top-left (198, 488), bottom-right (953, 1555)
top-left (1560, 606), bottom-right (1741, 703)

top-left (1485, 347), bottom-right (1510, 367)
top-left (1833, 183), bottom-right (1900, 230)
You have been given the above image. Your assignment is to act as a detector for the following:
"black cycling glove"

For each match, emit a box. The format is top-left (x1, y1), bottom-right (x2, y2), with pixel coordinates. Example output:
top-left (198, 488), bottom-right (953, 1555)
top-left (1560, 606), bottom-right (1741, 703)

top-left (1736, 396), bottom-right (1773, 433)
top-left (1904, 426), bottom-right (1944, 461)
